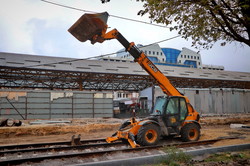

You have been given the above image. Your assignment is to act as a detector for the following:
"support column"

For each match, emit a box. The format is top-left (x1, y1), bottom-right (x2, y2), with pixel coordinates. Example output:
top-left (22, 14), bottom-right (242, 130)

top-left (78, 79), bottom-right (83, 91)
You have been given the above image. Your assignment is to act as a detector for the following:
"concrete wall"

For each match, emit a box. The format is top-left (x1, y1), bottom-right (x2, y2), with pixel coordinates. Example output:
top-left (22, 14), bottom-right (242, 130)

top-left (140, 87), bottom-right (250, 115)
top-left (0, 90), bottom-right (113, 119)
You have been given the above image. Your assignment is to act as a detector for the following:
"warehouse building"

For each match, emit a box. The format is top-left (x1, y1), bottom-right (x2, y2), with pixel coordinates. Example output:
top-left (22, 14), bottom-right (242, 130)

top-left (0, 52), bottom-right (249, 119)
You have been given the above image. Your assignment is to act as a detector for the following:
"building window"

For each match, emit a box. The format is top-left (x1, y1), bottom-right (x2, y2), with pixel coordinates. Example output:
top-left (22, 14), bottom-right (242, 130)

top-left (153, 51), bottom-right (155, 55)
top-left (184, 55), bottom-right (186, 58)
top-left (123, 94), bottom-right (126, 98)
top-left (194, 56), bottom-right (196, 59)
top-left (160, 52), bottom-right (162, 55)
top-left (145, 50), bottom-right (147, 54)
top-left (157, 52), bottom-right (159, 55)
top-left (188, 55), bottom-right (190, 59)
top-left (191, 56), bottom-right (193, 59)
top-left (181, 54), bottom-right (183, 58)
top-left (179, 60), bottom-right (181, 63)
top-left (198, 56), bottom-right (200, 60)
top-left (149, 51), bottom-right (151, 54)
top-left (118, 93), bottom-right (122, 98)
top-left (198, 62), bottom-right (200, 65)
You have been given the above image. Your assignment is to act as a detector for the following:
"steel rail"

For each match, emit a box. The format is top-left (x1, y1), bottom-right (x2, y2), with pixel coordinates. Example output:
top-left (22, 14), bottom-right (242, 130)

top-left (0, 138), bottom-right (106, 151)
top-left (0, 142), bottom-right (123, 156)
top-left (0, 137), bottom-right (237, 166)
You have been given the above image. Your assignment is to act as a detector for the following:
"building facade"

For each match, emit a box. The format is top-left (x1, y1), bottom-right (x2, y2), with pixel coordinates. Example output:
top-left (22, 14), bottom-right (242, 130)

top-left (115, 44), bottom-right (166, 63)
top-left (99, 44), bottom-right (223, 70)
top-left (177, 47), bottom-right (202, 69)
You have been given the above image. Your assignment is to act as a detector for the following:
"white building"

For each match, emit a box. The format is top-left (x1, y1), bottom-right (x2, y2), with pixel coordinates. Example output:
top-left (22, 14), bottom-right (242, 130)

top-left (202, 64), bottom-right (224, 70)
top-left (177, 47), bottom-right (202, 69)
top-left (100, 44), bottom-right (221, 70)
top-left (115, 44), bottom-right (165, 63)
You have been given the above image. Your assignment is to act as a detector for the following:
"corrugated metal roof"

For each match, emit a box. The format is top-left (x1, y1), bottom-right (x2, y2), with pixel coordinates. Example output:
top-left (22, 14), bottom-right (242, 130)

top-left (1, 52), bottom-right (249, 82)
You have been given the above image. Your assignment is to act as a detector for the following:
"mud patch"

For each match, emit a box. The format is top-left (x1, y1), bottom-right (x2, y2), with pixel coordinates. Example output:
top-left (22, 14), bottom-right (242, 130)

top-left (0, 115), bottom-right (249, 146)
top-left (200, 114), bottom-right (250, 125)
top-left (0, 123), bottom-right (120, 138)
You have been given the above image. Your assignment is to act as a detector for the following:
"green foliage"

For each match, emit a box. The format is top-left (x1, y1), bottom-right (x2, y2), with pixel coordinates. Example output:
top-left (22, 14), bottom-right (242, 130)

top-left (205, 151), bottom-right (249, 162)
top-left (137, 0), bottom-right (250, 49)
top-left (101, 0), bottom-right (110, 3)
top-left (161, 146), bottom-right (192, 166)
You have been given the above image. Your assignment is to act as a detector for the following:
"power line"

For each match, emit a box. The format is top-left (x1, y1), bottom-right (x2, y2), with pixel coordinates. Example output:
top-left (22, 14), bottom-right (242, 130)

top-left (142, 35), bottom-right (181, 48)
top-left (110, 15), bottom-right (168, 28)
top-left (40, 0), bottom-right (169, 28)
top-left (22, 35), bottom-right (181, 68)
top-left (41, 0), bottom-right (94, 13)
top-left (23, 52), bottom-right (116, 68)
top-left (22, 0), bottom-right (180, 68)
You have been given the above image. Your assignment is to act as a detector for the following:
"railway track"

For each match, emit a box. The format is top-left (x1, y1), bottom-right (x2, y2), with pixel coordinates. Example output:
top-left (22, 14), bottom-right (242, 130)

top-left (0, 138), bottom-right (107, 151)
top-left (0, 136), bottom-right (240, 166)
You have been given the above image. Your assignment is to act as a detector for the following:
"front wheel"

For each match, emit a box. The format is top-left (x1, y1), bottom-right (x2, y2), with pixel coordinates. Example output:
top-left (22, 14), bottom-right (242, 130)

top-left (137, 124), bottom-right (160, 146)
top-left (181, 123), bottom-right (200, 142)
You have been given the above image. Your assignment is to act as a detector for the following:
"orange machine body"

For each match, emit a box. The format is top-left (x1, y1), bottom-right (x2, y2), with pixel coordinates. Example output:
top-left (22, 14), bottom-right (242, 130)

top-left (68, 12), bottom-right (201, 148)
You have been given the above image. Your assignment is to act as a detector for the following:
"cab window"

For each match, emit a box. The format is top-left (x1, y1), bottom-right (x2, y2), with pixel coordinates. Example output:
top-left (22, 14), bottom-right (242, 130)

top-left (152, 97), bottom-right (166, 115)
top-left (180, 98), bottom-right (188, 121)
top-left (166, 98), bottom-right (179, 114)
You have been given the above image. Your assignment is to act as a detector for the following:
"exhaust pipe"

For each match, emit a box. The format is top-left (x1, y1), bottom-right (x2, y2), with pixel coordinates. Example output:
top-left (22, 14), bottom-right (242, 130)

top-left (68, 12), bottom-right (109, 44)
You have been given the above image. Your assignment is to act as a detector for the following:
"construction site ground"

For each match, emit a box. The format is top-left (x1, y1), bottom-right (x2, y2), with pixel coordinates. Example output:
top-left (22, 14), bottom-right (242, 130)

top-left (0, 114), bottom-right (249, 147)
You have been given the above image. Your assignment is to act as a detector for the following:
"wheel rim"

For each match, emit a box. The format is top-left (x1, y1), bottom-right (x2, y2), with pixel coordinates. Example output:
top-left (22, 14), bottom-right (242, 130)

top-left (6, 118), bottom-right (14, 127)
top-left (145, 129), bottom-right (157, 143)
top-left (188, 128), bottom-right (198, 140)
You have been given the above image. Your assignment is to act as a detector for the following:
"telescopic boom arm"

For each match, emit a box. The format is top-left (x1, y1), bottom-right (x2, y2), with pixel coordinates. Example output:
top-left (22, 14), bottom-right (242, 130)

top-left (68, 12), bottom-right (182, 97)
top-left (103, 29), bottom-right (182, 97)
top-left (68, 12), bottom-right (200, 148)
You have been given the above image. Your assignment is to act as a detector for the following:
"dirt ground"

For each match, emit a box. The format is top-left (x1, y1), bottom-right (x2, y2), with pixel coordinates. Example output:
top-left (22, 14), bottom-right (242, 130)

top-left (0, 114), bottom-right (249, 147)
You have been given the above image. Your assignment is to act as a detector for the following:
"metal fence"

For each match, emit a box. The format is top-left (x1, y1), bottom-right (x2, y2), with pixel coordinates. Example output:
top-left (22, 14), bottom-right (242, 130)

top-left (146, 87), bottom-right (250, 115)
top-left (0, 90), bottom-right (113, 120)
top-left (184, 88), bottom-right (250, 115)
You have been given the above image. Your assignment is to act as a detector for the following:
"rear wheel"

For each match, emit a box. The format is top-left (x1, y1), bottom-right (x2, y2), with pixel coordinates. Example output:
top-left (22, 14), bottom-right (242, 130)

top-left (137, 124), bottom-right (160, 146)
top-left (181, 123), bottom-right (200, 142)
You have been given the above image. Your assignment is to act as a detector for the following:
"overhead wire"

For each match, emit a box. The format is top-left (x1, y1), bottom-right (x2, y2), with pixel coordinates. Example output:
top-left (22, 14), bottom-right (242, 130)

top-left (23, 35), bottom-right (180, 68)
top-left (40, 0), bottom-right (169, 28)
top-left (21, 0), bottom-right (180, 68)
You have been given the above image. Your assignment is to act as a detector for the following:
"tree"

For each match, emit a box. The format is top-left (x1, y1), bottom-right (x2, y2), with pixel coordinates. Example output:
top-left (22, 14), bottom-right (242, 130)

top-left (102, 0), bottom-right (250, 49)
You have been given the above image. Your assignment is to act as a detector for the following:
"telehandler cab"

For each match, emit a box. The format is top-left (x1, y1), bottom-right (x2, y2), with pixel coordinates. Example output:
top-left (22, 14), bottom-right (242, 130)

top-left (68, 12), bottom-right (201, 148)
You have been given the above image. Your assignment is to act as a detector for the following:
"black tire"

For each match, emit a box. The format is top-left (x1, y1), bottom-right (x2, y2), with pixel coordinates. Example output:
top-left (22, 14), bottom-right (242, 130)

top-left (0, 119), bottom-right (7, 127)
top-left (14, 120), bottom-right (22, 126)
top-left (137, 124), bottom-right (160, 146)
top-left (181, 123), bottom-right (200, 142)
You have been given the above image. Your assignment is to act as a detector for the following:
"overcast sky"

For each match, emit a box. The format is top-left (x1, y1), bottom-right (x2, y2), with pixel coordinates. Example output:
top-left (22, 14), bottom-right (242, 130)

top-left (0, 0), bottom-right (250, 72)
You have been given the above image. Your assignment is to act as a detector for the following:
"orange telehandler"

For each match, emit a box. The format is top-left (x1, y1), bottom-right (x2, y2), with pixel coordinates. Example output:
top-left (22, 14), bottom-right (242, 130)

top-left (68, 12), bottom-right (201, 148)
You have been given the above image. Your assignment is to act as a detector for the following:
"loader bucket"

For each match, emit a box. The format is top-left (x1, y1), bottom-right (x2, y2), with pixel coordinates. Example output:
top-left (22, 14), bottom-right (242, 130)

top-left (68, 12), bottom-right (109, 44)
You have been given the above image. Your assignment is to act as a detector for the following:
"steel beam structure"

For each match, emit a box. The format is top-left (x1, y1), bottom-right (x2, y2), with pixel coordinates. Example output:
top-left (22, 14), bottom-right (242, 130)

top-left (0, 66), bottom-right (155, 91)
top-left (1, 66), bottom-right (249, 91)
